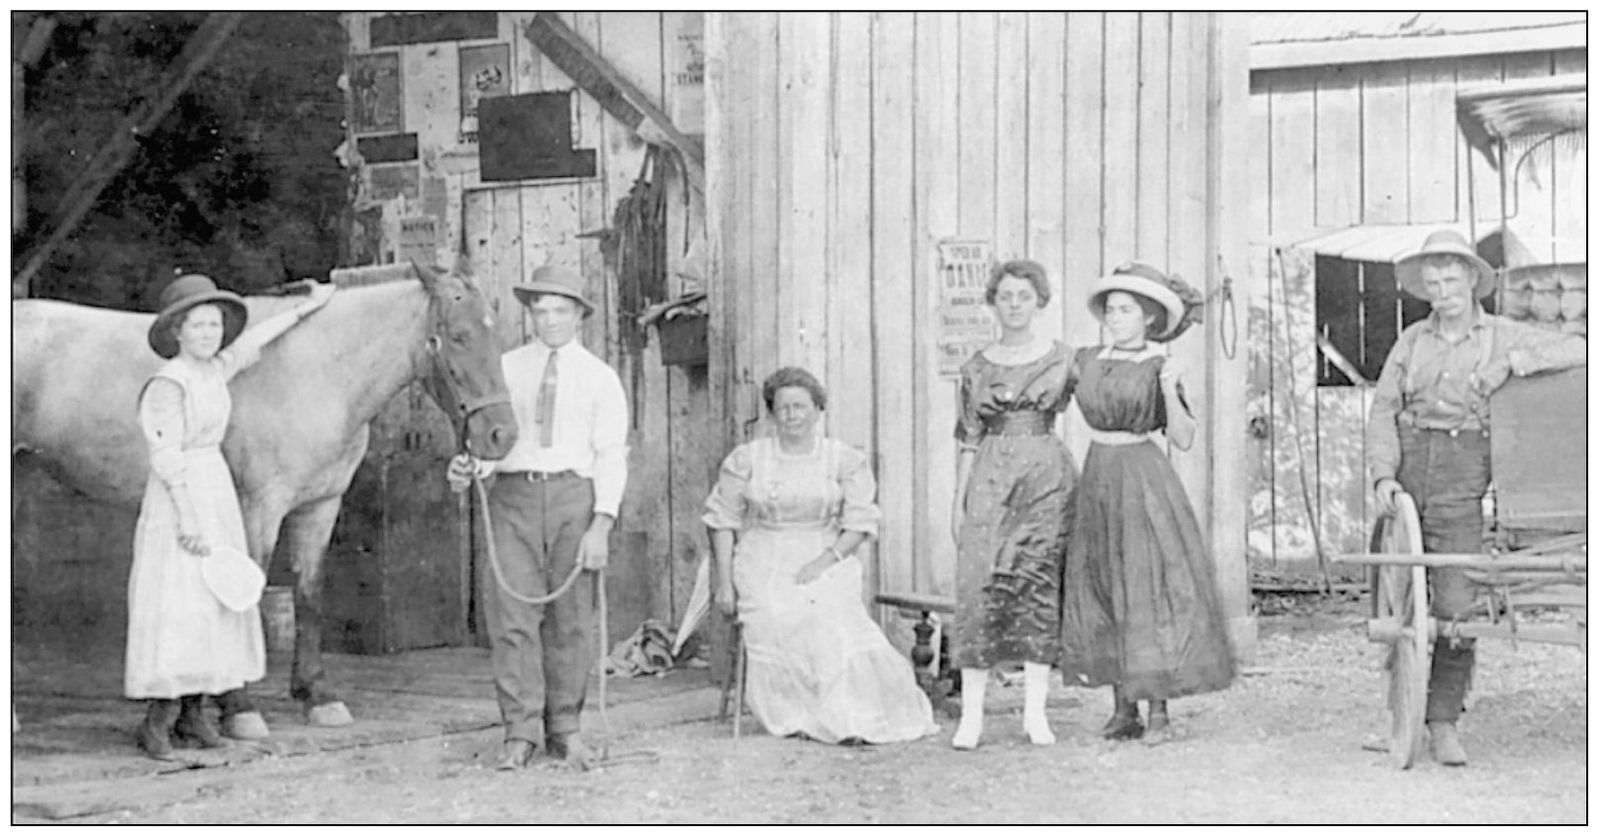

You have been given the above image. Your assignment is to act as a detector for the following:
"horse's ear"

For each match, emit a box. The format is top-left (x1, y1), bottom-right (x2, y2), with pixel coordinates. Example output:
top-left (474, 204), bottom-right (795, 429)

top-left (411, 259), bottom-right (440, 291)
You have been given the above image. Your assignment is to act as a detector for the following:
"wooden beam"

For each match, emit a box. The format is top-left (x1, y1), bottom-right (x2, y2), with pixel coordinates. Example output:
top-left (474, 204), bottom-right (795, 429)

top-left (12, 12), bottom-right (244, 298)
top-left (523, 12), bottom-right (705, 191)
top-left (13, 15), bottom-right (59, 236)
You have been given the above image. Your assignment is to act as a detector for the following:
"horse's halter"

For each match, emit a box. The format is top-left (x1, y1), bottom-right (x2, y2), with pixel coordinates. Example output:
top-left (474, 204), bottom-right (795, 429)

top-left (421, 309), bottom-right (512, 457)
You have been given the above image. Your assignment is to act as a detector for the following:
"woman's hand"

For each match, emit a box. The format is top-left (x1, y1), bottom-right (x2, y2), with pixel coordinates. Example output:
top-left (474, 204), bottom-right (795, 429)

top-left (714, 578), bottom-right (737, 619)
top-left (1159, 355), bottom-right (1183, 394)
top-left (794, 551), bottom-right (838, 585)
top-left (177, 514), bottom-right (210, 556)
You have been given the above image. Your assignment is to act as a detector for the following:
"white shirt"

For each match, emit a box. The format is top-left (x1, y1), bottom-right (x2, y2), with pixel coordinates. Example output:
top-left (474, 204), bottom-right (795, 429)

top-left (477, 339), bottom-right (630, 518)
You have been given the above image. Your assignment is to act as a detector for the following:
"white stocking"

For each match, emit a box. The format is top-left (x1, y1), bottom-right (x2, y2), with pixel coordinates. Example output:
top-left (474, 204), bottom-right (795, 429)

top-left (1023, 662), bottom-right (1056, 745)
top-left (951, 667), bottom-right (988, 750)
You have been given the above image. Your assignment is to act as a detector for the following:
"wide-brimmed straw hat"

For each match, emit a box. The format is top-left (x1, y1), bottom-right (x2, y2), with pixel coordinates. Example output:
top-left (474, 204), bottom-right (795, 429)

top-left (200, 545), bottom-right (266, 613)
top-left (147, 274), bottom-right (248, 359)
top-left (1393, 230), bottom-right (1496, 301)
top-left (1088, 262), bottom-right (1195, 342)
top-left (512, 264), bottom-right (594, 316)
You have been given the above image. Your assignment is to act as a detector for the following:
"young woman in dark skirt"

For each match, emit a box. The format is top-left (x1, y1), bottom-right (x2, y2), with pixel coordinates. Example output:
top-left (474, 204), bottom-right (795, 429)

top-left (1059, 262), bottom-right (1235, 745)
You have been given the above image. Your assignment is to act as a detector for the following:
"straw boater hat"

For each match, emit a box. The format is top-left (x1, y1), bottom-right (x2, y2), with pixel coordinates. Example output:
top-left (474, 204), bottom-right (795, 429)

top-left (512, 264), bottom-right (594, 316)
top-left (1087, 262), bottom-right (1200, 343)
top-left (147, 273), bottom-right (248, 359)
top-left (1393, 230), bottom-right (1496, 301)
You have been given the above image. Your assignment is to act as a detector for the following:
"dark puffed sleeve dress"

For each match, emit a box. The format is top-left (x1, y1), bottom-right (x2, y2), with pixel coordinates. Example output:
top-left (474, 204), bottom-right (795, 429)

top-left (951, 341), bottom-right (1079, 669)
top-left (1059, 347), bottom-right (1235, 700)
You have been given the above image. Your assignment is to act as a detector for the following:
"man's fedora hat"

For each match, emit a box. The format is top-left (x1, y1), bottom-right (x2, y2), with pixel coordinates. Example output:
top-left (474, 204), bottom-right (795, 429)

top-left (1394, 230), bottom-right (1496, 301)
top-left (147, 274), bottom-right (249, 359)
top-left (512, 264), bottom-right (594, 316)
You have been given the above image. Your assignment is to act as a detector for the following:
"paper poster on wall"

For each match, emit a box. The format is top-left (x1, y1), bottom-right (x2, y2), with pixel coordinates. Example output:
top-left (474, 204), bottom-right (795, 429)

top-left (459, 43), bottom-right (510, 145)
top-left (937, 240), bottom-right (997, 377)
top-left (670, 13), bottom-right (704, 134)
top-left (350, 52), bottom-right (402, 135)
top-left (369, 163), bottom-right (419, 201)
top-left (398, 216), bottom-right (439, 267)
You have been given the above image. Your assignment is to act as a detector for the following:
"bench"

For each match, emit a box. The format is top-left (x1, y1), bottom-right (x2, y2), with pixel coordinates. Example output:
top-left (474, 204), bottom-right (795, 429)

top-left (873, 591), bottom-right (958, 711)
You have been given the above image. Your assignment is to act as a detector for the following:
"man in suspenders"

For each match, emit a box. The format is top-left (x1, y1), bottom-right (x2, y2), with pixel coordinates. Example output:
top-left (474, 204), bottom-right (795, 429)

top-left (1367, 230), bottom-right (1585, 766)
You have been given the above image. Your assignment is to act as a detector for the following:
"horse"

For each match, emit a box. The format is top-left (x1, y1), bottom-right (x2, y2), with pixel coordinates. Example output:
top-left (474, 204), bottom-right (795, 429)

top-left (12, 261), bottom-right (518, 730)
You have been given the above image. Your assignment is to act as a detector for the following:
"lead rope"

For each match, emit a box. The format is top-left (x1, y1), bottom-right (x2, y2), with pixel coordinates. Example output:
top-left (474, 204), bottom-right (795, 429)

top-left (473, 475), bottom-right (586, 605)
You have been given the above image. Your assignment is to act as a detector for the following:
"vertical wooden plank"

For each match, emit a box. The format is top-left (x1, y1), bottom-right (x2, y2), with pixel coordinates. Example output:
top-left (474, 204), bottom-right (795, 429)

top-left (994, 13), bottom-right (1030, 261)
top-left (716, 14), bottom-right (755, 449)
top-left (830, 12), bottom-right (877, 602)
top-left (510, 11), bottom-right (541, 92)
top-left (571, 13), bottom-right (611, 356)
top-left (777, 12), bottom-right (832, 375)
top-left (870, 12), bottom-right (917, 603)
top-left (1406, 59), bottom-right (1459, 224)
top-left (1246, 73), bottom-right (1272, 243)
top-left (1063, 13), bottom-right (1104, 451)
top-left (749, 13), bottom-right (782, 407)
top-left (1101, 13), bottom-right (1140, 272)
top-left (1265, 68), bottom-right (1316, 240)
top-left (1244, 71), bottom-right (1275, 568)
top-left (1314, 63), bottom-right (1361, 229)
top-left (1134, 12), bottom-right (1169, 263)
top-left (1166, 13), bottom-right (1209, 519)
top-left (1024, 12), bottom-right (1066, 345)
top-left (491, 188), bottom-right (525, 345)
top-left (1361, 63), bottom-right (1410, 224)
top-left (912, 11), bottom-right (960, 596)
top-left (1455, 56), bottom-right (1504, 227)
top-left (956, 12), bottom-right (996, 243)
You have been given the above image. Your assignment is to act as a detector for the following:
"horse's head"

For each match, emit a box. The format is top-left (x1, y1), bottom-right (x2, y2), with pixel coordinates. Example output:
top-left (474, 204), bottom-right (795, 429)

top-left (412, 260), bottom-right (518, 459)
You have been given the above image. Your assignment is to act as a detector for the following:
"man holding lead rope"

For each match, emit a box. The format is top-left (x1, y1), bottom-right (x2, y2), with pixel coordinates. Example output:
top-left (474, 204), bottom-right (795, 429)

top-left (447, 264), bottom-right (630, 772)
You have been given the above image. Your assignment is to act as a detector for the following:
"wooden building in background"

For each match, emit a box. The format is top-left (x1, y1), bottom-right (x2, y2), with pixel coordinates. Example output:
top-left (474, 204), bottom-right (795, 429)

top-left (1244, 12), bottom-right (1586, 570)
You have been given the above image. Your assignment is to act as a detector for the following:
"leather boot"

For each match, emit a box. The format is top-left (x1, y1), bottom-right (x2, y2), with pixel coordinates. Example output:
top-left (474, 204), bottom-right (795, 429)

top-left (135, 699), bottom-right (179, 761)
top-left (174, 694), bottom-right (224, 748)
top-left (1429, 722), bottom-right (1468, 766)
top-left (1142, 700), bottom-right (1173, 745)
top-left (1101, 688), bottom-right (1143, 741)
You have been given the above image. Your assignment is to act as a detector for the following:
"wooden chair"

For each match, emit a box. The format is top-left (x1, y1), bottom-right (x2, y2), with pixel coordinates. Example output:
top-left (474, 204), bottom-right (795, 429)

top-left (716, 621), bottom-right (746, 738)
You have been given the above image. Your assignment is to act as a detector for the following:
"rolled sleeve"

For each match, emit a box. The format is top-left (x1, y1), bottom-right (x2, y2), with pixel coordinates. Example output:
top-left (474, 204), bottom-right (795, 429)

top-left (835, 443), bottom-right (881, 537)
top-left (1502, 319), bottom-right (1587, 376)
top-left (702, 444), bottom-right (752, 532)
top-left (590, 367), bottom-right (631, 518)
top-left (1365, 335), bottom-right (1409, 487)
top-left (138, 377), bottom-right (189, 489)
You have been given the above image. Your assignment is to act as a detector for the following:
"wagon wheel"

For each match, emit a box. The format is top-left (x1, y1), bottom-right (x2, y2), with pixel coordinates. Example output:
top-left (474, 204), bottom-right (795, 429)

top-left (1368, 493), bottom-right (1431, 770)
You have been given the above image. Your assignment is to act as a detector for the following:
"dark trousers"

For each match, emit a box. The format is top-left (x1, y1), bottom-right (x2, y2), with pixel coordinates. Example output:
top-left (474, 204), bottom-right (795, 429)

top-left (484, 473), bottom-right (596, 744)
top-left (1395, 425), bottom-right (1490, 724)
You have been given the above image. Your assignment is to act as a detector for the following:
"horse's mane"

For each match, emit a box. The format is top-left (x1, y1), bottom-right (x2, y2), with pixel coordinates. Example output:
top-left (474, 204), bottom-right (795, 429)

top-left (261, 262), bottom-right (453, 297)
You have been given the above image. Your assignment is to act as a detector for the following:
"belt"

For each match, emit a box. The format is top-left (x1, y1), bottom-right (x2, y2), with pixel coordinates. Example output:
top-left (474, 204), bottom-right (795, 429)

top-left (1397, 415), bottom-right (1488, 438)
top-left (498, 469), bottom-right (582, 482)
top-left (982, 411), bottom-right (1056, 437)
top-left (1087, 428), bottom-right (1150, 446)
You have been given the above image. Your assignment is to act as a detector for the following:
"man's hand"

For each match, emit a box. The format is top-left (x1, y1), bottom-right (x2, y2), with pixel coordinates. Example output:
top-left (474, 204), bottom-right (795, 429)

top-left (714, 578), bottom-right (737, 619)
top-left (1374, 478), bottom-right (1405, 518)
top-left (578, 515), bottom-right (613, 571)
top-left (446, 454), bottom-right (478, 494)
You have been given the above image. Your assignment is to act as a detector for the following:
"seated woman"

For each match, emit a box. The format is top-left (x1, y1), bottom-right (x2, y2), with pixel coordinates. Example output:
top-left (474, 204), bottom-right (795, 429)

top-left (704, 367), bottom-right (937, 745)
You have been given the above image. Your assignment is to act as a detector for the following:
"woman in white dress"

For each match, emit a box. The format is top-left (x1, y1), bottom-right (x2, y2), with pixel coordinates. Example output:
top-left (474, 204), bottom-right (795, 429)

top-left (127, 273), bottom-right (333, 760)
top-left (704, 367), bottom-right (937, 744)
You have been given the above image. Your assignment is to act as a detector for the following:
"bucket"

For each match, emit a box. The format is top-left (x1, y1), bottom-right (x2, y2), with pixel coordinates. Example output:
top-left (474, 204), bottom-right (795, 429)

top-left (261, 586), bottom-right (296, 654)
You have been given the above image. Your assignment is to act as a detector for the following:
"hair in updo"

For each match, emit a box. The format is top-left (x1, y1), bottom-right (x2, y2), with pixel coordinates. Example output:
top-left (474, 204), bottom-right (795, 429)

top-left (1094, 289), bottom-right (1172, 339)
top-left (984, 259), bottom-right (1052, 307)
top-left (762, 366), bottom-right (827, 413)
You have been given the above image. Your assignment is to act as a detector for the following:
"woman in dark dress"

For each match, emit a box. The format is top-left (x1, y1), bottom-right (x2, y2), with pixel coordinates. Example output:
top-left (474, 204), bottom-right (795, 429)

top-left (949, 260), bottom-right (1078, 750)
top-left (1060, 262), bottom-right (1235, 745)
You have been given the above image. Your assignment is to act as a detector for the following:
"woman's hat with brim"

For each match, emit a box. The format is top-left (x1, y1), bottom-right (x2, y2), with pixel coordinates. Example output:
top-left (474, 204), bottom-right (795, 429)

top-left (512, 264), bottom-right (594, 316)
top-left (201, 545), bottom-right (267, 612)
top-left (147, 273), bottom-right (248, 359)
top-left (1394, 230), bottom-right (1496, 301)
top-left (1087, 262), bottom-right (1186, 337)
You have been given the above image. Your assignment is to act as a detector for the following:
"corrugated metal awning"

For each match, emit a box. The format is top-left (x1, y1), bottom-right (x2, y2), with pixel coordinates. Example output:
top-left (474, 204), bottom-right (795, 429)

top-left (1456, 74), bottom-right (1587, 171)
top-left (1294, 222), bottom-right (1502, 264)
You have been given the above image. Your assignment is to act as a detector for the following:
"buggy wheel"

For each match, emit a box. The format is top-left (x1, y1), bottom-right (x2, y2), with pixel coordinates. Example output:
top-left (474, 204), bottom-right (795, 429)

top-left (1372, 494), bottom-right (1431, 770)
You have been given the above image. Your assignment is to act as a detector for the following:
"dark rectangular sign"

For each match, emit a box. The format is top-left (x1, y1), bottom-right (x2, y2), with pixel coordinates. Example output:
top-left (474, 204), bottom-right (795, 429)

top-left (357, 133), bottom-right (419, 164)
top-left (370, 12), bottom-right (498, 47)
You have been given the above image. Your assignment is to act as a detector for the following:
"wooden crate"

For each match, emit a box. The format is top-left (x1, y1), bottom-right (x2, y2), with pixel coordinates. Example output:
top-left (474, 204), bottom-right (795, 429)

top-left (1490, 366), bottom-right (1587, 539)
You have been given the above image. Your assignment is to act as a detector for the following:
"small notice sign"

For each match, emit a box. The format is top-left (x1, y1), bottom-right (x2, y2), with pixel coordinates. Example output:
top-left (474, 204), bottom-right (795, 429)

top-left (398, 216), bottom-right (439, 267)
top-left (937, 240), bottom-right (997, 376)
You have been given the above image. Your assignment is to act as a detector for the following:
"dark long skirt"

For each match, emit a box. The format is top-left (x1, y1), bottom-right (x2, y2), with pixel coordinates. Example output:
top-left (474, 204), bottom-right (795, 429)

top-left (1060, 440), bottom-right (1235, 700)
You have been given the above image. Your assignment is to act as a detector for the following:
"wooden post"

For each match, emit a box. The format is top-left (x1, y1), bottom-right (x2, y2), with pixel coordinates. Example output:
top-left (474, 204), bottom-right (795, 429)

top-left (1207, 12), bottom-right (1257, 662)
top-left (12, 12), bottom-right (243, 298)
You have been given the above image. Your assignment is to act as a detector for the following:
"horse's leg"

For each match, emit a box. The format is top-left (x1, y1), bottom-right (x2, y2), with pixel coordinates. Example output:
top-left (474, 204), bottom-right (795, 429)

top-left (282, 496), bottom-right (353, 727)
top-left (214, 497), bottom-right (289, 740)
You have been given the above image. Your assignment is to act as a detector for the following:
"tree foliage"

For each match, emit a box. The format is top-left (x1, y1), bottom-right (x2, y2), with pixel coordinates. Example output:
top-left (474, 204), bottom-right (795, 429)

top-left (15, 11), bottom-right (349, 309)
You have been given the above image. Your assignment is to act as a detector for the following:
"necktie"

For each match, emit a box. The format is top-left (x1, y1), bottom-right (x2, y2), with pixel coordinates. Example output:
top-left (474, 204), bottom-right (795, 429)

top-left (536, 350), bottom-right (559, 448)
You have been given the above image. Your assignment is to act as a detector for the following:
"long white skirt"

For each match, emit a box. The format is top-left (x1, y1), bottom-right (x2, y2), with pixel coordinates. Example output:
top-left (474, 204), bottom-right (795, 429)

top-left (124, 446), bottom-right (266, 699)
top-left (734, 525), bottom-right (937, 744)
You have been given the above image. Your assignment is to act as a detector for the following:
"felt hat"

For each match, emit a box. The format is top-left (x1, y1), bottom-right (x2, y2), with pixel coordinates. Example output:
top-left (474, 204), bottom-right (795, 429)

top-left (512, 264), bottom-right (594, 316)
top-left (147, 274), bottom-right (248, 359)
top-left (200, 545), bottom-right (267, 613)
top-left (1394, 230), bottom-right (1496, 301)
top-left (1088, 262), bottom-right (1189, 340)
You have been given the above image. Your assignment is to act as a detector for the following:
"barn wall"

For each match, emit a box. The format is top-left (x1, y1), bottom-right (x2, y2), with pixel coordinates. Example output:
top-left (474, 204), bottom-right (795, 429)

top-left (340, 12), bottom-right (715, 643)
top-left (1246, 47), bottom-right (1586, 567)
top-left (708, 12), bottom-right (1252, 651)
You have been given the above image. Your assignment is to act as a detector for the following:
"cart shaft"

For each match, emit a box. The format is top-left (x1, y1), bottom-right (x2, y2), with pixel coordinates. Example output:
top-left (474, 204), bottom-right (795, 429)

top-left (1334, 551), bottom-right (1585, 571)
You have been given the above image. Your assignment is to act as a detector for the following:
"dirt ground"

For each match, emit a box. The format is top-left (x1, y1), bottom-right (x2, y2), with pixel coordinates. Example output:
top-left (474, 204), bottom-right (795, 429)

top-left (16, 598), bottom-right (1587, 824)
